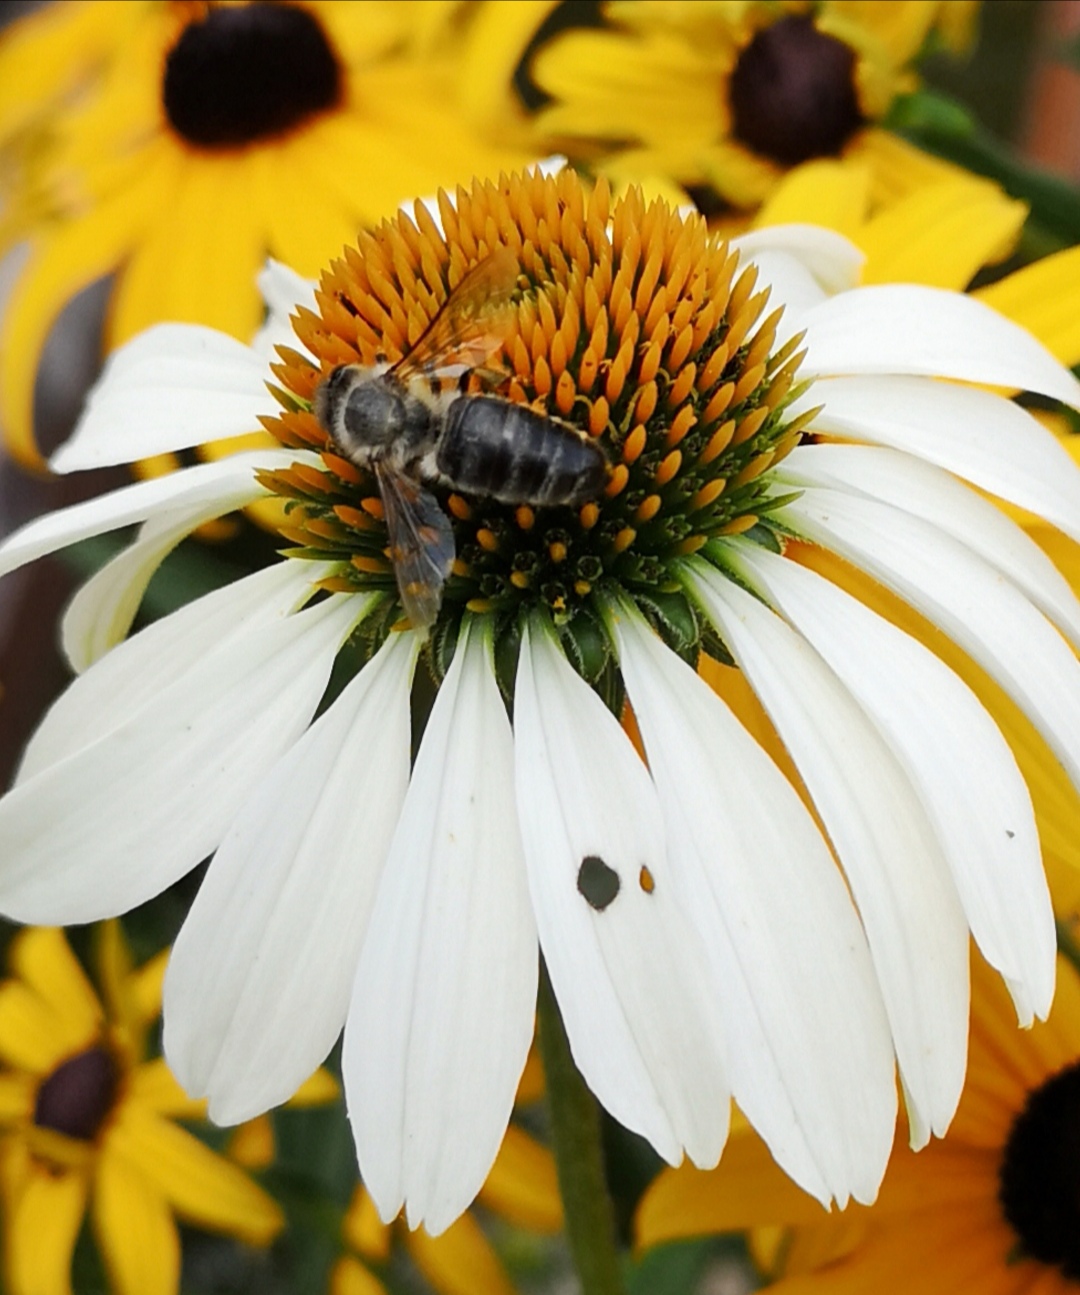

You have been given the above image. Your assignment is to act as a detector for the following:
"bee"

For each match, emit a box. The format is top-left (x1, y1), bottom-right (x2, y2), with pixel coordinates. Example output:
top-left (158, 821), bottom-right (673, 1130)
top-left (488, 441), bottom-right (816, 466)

top-left (314, 247), bottom-right (608, 635)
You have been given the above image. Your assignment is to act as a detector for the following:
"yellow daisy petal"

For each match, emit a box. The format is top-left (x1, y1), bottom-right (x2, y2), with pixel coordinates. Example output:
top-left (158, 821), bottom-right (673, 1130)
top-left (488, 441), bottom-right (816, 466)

top-left (752, 159), bottom-right (871, 239)
top-left (844, 127), bottom-right (973, 210)
top-left (515, 1045), bottom-right (545, 1105)
top-left (0, 0), bottom-right (138, 140)
top-left (0, 982), bottom-right (89, 1074)
top-left (225, 1116), bottom-right (275, 1171)
top-left (859, 179), bottom-right (1027, 290)
top-left (92, 1149), bottom-right (179, 1295)
top-left (329, 1255), bottom-right (390, 1295)
top-left (127, 1057), bottom-right (207, 1120)
top-left (405, 1212), bottom-right (516, 1295)
top-left (107, 152), bottom-right (268, 345)
top-left (9, 929), bottom-right (102, 1046)
top-left (975, 244), bottom-right (1080, 368)
top-left (288, 1066), bottom-right (340, 1106)
top-left (106, 1103), bottom-right (283, 1245)
top-left (0, 153), bottom-right (167, 466)
top-left (636, 1128), bottom-right (829, 1249)
top-left (343, 1187), bottom-right (391, 1263)
top-left (129, 949), bottom-right (168, 1029)
top-left (454, 0), bottom-right (559, 143)
top-left (478, 1124), bottom-right (562, 1233)
top-left (4, 1163), bottom-right (88, 1295)
top-left (0, 1074), bottom-right (33, 1123)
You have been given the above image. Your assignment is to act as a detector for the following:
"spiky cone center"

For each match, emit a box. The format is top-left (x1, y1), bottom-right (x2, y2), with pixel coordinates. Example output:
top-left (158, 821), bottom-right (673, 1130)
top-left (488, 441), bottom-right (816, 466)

top-left (260, 169), bottom-right (809, 692)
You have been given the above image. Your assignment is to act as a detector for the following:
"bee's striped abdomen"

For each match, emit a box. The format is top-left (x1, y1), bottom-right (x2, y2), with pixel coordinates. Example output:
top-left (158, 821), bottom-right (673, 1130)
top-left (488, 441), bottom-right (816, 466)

top-left (437, 395), bottom-right (606, 507)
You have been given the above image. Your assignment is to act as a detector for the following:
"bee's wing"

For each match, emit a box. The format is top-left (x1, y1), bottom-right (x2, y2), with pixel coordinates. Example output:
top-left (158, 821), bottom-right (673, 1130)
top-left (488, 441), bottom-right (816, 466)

top-left (376, 463), bottom-right (455, 637)
top-left (393, 246), bottom-right (520, 384)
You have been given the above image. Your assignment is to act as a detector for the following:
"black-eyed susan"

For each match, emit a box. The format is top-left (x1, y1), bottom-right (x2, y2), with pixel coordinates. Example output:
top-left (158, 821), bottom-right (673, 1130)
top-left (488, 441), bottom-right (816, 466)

top-left (0, 166), bottom-right (1077, 1233)
top-left (637, 949), bottom-right (1080, 1295)
top-left (0, 0), bottom-right (536, 466)
top-left (0, 922), bottom-right (282, 1295)
top-left (521, 1), bottom-right (976, 217)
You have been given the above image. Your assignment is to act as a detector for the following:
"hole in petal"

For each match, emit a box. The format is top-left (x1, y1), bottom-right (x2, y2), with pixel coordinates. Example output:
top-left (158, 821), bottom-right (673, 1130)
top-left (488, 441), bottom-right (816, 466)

top-left (578, 854), bottom-right (621, 910)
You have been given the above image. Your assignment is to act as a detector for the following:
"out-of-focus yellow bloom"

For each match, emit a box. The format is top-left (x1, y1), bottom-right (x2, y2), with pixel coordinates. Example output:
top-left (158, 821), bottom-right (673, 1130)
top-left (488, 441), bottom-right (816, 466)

top-left (0, 0), bottom-right (535, 466)
top-left (513, 2), bottom-right (976, 219)
top-left (0, 923), bottom-right (283, 1295)
top-left (636, 951), bottom-right (1080, 1295)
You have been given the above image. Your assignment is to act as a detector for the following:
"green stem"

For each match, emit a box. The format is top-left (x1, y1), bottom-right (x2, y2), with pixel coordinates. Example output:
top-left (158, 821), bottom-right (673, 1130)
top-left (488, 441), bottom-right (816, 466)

top-left (537, 961), bottom-right (626, 1295)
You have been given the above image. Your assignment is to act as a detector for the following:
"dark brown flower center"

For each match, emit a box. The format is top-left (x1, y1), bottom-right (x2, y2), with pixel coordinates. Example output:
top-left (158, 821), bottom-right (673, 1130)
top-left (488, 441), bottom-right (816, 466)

top-left (163, 2), bottom-right (341, 149)
top-left (998, 1059), bottom-right (1080, 1278)
top-left (34, 1045), bottom-right (119, 1142)
top-left (729, 15), bottom-right (863, 167)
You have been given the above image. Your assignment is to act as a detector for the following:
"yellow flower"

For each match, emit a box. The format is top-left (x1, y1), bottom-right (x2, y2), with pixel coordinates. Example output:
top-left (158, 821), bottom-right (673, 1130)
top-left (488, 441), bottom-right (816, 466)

top-left (0, 922), bottom-right (283, 1295)
top-left (522, 1), bottom-right (976, 216)
top-left (0, 0), bottom-right (535, 466)
top-left (636, 949), bottom-right (1080, 1295)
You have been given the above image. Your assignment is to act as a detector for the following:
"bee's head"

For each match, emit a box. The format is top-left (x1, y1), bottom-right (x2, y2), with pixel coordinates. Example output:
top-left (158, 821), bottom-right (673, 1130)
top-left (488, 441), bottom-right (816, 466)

top-left (314, 364), bottom-right (407, 460)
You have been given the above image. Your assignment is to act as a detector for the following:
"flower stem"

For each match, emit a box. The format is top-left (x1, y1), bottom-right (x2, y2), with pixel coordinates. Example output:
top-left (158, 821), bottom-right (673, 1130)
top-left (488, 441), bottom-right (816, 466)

top-left (537, 960), bottom-right (626, 1295)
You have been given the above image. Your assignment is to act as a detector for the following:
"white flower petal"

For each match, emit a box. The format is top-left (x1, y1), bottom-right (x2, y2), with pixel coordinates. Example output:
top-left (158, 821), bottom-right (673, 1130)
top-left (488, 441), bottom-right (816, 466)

top-left (685, 565), bottom-right (971, 1135)
top-left (780, 486), bottom-right (1080, 799)
top-left (0, 593), bottom-right (364, 925)
top-left (722, 540), bottom-right (1054, 1026)
top-left (252, 260), bottom-right (318, 359)
top-left (18, 560), bottom-right (326, 782)
top-left (609, 603), bottom-right (895, 1203)
top-left (51, 324), bottom-right (273, 471)
top-left (800, 286), bottom-right (1080, 411)
top-left (513, 620), bottom-right (731, 1171)
top-left (165, 630), bottom-right (417, 1125)
top-left (733, 225), bottom-right (864, 295)
top-left (792, 375), bottom-right (1080, 546)
top-left (61, 498), bottom-right (246, 673)
top-left (345, 622), bottom-right (538, 1235)
top-left (781, 443), bottom-right (1080, 650)
top-left (0, 449), bottom-right (315, 580)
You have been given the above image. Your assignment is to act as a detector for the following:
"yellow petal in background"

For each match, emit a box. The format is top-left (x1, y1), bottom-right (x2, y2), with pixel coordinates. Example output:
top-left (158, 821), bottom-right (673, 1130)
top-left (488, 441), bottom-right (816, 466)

top-left (342, 1187), bottom-right (391, 1263)
top-left (0, 982), bottom-right (85, 1074)
top-left (478, 1124), bottom-right (563, 1233)
top-left (92, 1150), bottom-right (179, 1295)
top-left (405, 1212), bottom-right (517, 1295)
top-left (226, 1116), bottom-right (275, 1171)
top-left (329, 1255), bottom-right (390, 1295)
top-left (127, 1057), bottom-right (207, 1120)
top-left (753, 160), bottom-right (871, 240)
top-left (635, 1129), bottom-right (830, 1251)
top-left (4, 1162), bottom-right (88, 1295)
top-left (975, 243), bottom-right (1080, 368)
top-left (9, 929), bottom-right (102, 1047)
top-left (106, 1104), bottom-right (283, 1245)
top-left (859, 178), bottom-right (1027, 289)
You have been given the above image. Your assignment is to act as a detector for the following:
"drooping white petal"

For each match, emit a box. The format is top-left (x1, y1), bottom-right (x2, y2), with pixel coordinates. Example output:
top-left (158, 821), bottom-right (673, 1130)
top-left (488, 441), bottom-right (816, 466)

top-left (61, 498), bottom-right (250, 673)
top-left (799, 286), bottom-right (1080, 411)
top-left (733, 225), bottom-right (864, 296)
top-left (345, 621), bottom-right (538, 1235)
top-left (165, 630), bottom-right (417, 1125)
top-left (512, 620), bottom-right (731, 1171)
top-left (779, 486), bottom-right (1080, 799)
top-left (0, 449), bottom-right (316, 580)
top-left (19, 559), bottom-right (327, 782)
top-left (608, 603), bottom-right (895, 1203)
top-left (790, 375), bottom-right (1080, 546)
top-left (684, 565), bottom-right (970, 1136)
top-left (50, 325), bottom-right (272, 471)
top-left (0, 592), bottom-right (365, 925)
top-left (780, 443), bottom-right (1080, 649)
top-left (252, 261), bottom-right (318, 359)
top-left (722, 541), bottom-right (1055, 1026)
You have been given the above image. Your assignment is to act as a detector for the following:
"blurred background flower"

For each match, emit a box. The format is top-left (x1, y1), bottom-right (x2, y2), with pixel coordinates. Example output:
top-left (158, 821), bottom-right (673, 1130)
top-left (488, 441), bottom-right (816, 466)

top-left (635, 950), bottom-right (1080, 1295)
top-left (0, 922), bottom-right (282, 1295)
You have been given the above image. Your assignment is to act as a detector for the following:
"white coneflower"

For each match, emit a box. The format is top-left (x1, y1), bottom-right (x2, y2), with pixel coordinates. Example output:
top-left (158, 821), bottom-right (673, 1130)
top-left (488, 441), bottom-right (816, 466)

top-left (0, 167), bottom-right (1076, 1232)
